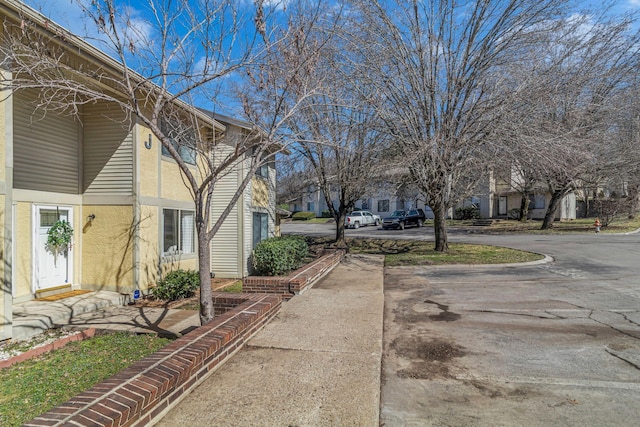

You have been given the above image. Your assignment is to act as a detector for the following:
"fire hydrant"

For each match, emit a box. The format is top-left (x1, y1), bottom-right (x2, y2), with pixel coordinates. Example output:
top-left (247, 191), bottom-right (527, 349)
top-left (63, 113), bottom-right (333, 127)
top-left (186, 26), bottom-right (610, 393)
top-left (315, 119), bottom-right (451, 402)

top-left (594, 218), bottom-right (601, 233)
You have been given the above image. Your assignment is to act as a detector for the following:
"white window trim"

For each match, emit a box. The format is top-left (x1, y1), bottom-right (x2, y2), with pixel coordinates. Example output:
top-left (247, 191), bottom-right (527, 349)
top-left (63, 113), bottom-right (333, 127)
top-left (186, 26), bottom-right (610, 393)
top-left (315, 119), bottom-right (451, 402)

top-left (161, 208), bottom-right (196, 258)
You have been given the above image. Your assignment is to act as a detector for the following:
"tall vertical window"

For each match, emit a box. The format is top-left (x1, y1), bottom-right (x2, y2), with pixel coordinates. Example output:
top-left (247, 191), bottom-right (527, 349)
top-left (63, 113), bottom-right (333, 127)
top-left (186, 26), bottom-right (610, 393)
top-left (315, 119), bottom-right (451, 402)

top-left (163, 209), bottom-right (195, 255)
top-left (252, 212), bottom-right (269, 248)
top-left (253, 148), bottom-right (269, 178)
top-left (255, 162), bottom-right (269, 178)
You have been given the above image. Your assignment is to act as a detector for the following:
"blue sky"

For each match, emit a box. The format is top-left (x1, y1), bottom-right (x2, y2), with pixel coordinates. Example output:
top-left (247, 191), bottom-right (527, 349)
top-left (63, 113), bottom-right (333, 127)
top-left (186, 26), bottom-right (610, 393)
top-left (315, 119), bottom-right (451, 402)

top-left (20, 0), bottom-right (292, 114)
top-left (22, 0), bottom-right (287, 36)
top-left (22, 1), bottom-right (640, 52)
top-left (19, 0), bottom-right (640, 114)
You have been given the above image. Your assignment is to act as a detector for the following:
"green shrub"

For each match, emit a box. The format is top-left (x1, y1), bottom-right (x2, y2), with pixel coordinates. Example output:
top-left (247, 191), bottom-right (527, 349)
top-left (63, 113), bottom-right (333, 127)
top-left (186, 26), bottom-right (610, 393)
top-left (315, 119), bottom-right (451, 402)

top-left (508, 208), bottom-right (521, 220)
top-left (321, 210), bottom-right (332, 218)
top-left (151, 269), bottom-right (200, 301)
top-left (252, 236), bottom-right (309, 276)
top-left (292, 211), bottom-right (316, 221)
top-left (455, 206), bottom-right (480, 220)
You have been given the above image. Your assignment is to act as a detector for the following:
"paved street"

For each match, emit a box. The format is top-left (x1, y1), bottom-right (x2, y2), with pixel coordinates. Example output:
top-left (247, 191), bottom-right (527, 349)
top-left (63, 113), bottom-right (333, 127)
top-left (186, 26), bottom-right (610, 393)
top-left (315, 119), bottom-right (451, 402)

top-left (283, 222), bottom-right (640, 426)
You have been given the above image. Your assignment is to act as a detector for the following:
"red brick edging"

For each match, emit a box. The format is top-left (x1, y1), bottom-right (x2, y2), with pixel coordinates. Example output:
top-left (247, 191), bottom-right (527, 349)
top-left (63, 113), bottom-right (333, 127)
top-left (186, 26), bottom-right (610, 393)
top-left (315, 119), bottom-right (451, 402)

top-left (244, 249), bottom-right (346, 297)
top-left (25, 293), bottom-right (282, 427)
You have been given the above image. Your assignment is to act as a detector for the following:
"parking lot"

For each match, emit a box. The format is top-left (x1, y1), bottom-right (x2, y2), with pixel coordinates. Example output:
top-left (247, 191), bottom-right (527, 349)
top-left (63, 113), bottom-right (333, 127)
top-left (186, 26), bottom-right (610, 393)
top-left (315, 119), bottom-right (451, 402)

top-left (283, 222), bottom-right (640, 425)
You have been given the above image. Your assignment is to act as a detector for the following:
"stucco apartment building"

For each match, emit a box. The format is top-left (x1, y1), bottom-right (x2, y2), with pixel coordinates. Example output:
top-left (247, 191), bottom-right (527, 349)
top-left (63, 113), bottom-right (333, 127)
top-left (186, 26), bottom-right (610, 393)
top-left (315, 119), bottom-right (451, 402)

top-left (290, 168), bottom-right (575, 221)
top-left (0, 0), bottom-right (276, 341)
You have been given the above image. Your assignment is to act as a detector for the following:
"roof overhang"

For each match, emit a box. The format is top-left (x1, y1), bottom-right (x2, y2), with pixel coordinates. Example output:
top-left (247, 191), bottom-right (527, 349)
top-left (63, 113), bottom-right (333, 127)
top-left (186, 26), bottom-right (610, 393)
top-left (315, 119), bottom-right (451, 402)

top-left (0, 0), bottom-right (225, 132)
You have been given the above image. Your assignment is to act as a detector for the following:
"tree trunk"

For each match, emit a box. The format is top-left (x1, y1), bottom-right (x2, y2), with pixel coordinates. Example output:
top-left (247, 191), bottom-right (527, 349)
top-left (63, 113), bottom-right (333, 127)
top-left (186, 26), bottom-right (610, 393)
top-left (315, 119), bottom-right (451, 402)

top-left (334, 211), bottom-right (348, 249)
top-left (541, 190), bottom-right (564, 229)
top-left (520, 193), bottom-right (531, 222)
top-left (584, 188), bottom-right (591, 218)
top-left (433, 202), bottom-right (449, 252)
top-left (627, 184), bottom-right (639, 219)
top-left (198, 230), bottom-right (214, 325)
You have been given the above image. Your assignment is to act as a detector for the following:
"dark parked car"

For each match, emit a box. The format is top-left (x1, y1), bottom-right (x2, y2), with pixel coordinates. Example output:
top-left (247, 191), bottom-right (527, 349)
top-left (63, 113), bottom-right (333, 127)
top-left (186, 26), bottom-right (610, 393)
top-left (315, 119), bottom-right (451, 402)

top-left (382, 209), bottom-right (426, 230)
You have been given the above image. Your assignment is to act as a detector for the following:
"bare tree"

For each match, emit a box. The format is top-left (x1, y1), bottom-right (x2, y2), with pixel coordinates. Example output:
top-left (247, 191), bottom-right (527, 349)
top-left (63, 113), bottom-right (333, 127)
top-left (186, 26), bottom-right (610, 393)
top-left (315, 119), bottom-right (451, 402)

top-left (607, 78), bottom-right (640, 219)
top-left (286, 42), bottom-right (389, 246)
top-left (240, 0), bottom-right (389, 247)
top-left (349, 0), bottom-right (570, 251)
top-left (495, 7), bottom-right (640, 229)
top-left (291, 96), bottom-right (389, 247)
top-left (0, 0), bottom-right (284, 324)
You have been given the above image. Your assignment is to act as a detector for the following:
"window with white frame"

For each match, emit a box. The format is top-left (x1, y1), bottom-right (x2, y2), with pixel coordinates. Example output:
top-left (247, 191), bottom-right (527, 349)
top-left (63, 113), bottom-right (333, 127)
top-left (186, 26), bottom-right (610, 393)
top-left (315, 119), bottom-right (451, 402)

top-left (378, 199), bottom-right (389, 212)
top-left (252, 212), bottom-right (269, 248)
top-left (161, 140), bottom-right (197, 165)
top-left (160, 118), bottom-right (197, 165)
top-left (163, 209), bottom-right (195, 255)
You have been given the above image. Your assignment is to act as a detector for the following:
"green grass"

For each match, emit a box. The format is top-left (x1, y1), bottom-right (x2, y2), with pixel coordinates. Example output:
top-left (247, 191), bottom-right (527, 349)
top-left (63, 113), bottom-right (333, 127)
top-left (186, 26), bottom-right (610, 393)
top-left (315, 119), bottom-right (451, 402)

top-left (347, 238), bottom-right (542, 266)
top-left (306, 237), bottom-right (542, 266)
top-left (0, 332), bottom-right (170, 427)
top-left (289, 217), bottom-right (335, 224)
top-left (222, 280), bottom-right (243, 293)
top-left (434, 216), bottom-right (640, 234)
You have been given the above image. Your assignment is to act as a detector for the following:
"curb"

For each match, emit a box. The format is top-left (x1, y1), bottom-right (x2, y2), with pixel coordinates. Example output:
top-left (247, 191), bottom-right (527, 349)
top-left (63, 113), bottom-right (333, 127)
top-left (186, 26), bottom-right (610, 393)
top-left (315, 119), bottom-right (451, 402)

top-left (388, 253), bottom-right (554, 270)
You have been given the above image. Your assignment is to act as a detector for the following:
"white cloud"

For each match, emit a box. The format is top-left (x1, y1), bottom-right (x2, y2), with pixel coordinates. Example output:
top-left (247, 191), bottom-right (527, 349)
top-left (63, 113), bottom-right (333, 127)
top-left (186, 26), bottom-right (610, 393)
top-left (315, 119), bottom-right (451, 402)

top-left (23, 0), bottom-right (157, 61)
top-left (263, 0), bottom-right (291, 11)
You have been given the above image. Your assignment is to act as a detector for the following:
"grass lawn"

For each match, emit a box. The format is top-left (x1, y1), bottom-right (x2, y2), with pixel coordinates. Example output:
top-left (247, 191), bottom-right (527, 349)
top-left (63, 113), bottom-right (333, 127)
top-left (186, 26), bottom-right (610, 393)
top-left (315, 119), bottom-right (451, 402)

top-left (307, 237), bottom-right (543, 266)
top-left (349, 238), bottom-right (543, 266)
top-left (288, 217), bottom-right (335, 224)
top-left (0, 332), bottom-right (170, 427)
top-left (438, 216), bottom-right (640, 234)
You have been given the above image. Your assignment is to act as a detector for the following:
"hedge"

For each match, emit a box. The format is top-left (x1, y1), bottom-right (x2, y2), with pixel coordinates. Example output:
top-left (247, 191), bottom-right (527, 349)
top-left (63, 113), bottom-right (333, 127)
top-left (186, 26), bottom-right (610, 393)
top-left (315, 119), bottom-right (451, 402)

top-left (252, 235), bottom-right (309, 276)
top-left (151, 269), bottom-right (200, 301)
top-left (292, 211), bottom-right (316, 221)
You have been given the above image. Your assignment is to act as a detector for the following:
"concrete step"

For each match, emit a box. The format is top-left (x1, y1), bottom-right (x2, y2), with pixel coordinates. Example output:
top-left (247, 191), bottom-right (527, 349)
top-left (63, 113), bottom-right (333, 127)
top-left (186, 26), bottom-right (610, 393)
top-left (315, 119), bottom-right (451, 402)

top-left (11, 291), bottom-right (124, 341)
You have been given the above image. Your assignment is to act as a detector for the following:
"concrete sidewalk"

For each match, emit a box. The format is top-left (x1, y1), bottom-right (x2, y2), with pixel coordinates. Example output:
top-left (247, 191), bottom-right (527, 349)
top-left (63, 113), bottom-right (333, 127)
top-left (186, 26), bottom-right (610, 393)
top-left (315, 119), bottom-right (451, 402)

top-left (12, 291), bottom-right (200, 341)
top-left (155, 254), bottom-right (385, 426)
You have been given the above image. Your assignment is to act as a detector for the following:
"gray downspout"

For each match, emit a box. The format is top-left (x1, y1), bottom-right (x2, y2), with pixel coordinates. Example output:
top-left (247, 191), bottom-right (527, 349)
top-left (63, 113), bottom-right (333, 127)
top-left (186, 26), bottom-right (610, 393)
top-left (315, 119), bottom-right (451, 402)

top-left (2, 69), bottom-right (14, 340)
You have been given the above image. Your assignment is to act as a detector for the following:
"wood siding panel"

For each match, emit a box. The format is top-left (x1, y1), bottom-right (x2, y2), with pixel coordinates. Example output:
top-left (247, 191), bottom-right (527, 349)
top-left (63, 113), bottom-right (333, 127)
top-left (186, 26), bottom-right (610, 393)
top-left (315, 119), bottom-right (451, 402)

top-left (13, 90), bottom-right (79, 193)
top-left (243, 156), bottom-right (253, 276)
top-left (211, 156), bottom-right (240, 278)
top-left (82, 103), bottom-right (133, 195)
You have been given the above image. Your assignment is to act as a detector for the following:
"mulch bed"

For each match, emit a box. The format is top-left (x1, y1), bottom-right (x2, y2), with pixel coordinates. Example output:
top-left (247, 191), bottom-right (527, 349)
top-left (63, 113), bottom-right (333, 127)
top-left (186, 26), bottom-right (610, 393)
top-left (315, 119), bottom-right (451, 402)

top-left (133, 278), bottom-right (240, 309)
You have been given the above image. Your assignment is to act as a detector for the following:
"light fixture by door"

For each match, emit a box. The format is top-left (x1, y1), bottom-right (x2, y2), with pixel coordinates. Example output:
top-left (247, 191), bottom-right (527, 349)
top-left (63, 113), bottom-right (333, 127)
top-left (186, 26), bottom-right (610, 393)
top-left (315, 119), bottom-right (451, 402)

top-left (145, 134), bottom-right (152, 149)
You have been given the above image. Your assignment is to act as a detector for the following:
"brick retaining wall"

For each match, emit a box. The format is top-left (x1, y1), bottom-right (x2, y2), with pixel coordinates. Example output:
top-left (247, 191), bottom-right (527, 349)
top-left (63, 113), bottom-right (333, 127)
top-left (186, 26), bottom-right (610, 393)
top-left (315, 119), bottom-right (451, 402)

top-left (25, 293), bottom-right (282, 427)
top-left (244, 249), bottom-right (345, 297)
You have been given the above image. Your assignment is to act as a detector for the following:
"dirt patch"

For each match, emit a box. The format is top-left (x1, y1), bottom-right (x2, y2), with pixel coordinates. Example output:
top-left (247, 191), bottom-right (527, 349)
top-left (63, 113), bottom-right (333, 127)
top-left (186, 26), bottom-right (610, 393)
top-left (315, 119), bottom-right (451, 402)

top-left (392, 289), bottom-right (449, 323)
top-left (425, 299), bottom-right (461, 322)
top-left (391, 336), bottom-right (466, 379)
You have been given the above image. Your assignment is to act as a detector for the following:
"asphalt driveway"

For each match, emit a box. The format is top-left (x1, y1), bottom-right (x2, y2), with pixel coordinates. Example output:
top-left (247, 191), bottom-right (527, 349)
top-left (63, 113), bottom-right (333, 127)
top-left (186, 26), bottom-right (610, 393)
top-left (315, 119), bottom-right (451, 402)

top-left (282, 222), bottom-right (640, 425)
top-left (381, 232), bottom-right (640, 426)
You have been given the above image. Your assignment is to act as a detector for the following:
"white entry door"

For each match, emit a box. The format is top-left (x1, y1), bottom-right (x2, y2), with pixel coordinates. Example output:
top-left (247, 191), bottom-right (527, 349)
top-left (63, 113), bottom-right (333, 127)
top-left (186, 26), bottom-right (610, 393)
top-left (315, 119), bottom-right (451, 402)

top-left (34, 206), bottom-right (73, 291)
